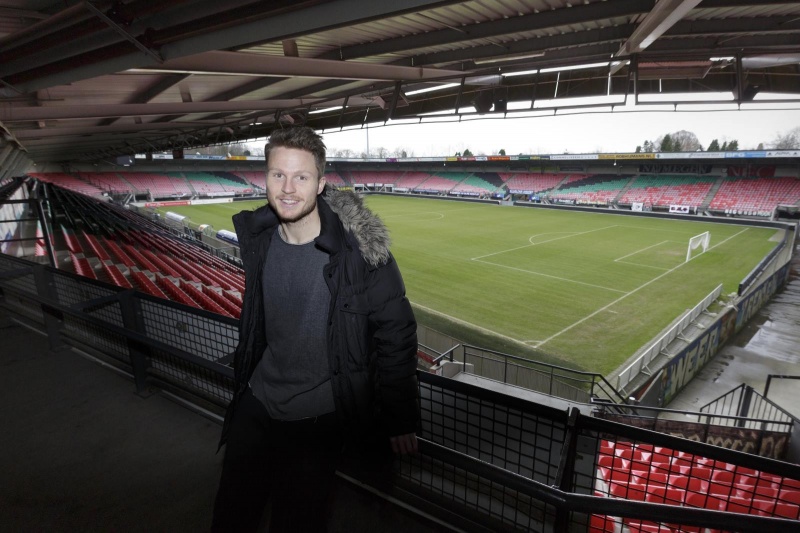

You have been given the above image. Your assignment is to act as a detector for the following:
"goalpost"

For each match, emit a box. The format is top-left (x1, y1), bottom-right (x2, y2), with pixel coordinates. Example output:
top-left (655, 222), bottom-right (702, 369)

top-left (686, 231), bottom-right (710, 262)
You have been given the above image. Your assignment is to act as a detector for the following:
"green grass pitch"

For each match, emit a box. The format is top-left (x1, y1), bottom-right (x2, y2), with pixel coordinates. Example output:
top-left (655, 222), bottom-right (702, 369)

top-left (155, 196), bottom-right (780, 376)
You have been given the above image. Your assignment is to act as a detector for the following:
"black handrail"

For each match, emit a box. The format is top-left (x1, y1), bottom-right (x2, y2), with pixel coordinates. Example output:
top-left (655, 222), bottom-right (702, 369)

top-left (418, 439), bottom-right (800, 533)
top-left (462, 344), bottom-right (629, 404)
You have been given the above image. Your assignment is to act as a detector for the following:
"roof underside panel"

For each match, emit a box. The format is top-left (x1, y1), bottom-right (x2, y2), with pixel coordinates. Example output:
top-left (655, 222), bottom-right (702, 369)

top-left (0, 0), bottom-right (798, 163)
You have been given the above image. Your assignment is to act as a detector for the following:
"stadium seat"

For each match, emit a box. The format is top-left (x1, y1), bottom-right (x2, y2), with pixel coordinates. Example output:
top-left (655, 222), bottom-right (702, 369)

top-left (774, 502), bottom-right (800, 519)
top-left (179, 280), bottom-right (232, 317)
top-left (130, 270), bottom-right (168, 299)
top-left (589, 514), bottom-right (617, 533)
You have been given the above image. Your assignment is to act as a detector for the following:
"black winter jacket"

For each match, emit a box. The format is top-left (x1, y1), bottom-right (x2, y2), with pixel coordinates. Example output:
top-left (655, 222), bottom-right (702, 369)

top-left (219, 187), bottom-right (419, 448)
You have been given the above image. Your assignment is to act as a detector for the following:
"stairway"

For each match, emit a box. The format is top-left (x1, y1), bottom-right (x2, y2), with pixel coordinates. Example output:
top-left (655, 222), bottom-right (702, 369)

top-left (700, 176), bottom-right (726, 210)
top-left (612, 175), bottom-right (638, 204)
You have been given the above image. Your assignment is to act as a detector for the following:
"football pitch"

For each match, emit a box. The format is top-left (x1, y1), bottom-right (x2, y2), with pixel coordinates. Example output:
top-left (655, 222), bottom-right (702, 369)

top-left (156, 196), bottom-right (781, 376)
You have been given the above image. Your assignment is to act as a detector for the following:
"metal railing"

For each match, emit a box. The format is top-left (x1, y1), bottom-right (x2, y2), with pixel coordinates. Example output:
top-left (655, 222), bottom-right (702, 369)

top-left (701, 383), bottom-right (796, 432)
top-left (739, 236), bottom-right (787, 295)
top-left (616, 283), bottom-right (723, 392)
top-left (431, 343), bottom-right (630, 405)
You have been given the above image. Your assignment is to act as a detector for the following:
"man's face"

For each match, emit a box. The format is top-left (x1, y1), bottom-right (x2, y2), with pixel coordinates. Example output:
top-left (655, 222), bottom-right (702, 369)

top-left (266, 146), bottom-right (326, 223)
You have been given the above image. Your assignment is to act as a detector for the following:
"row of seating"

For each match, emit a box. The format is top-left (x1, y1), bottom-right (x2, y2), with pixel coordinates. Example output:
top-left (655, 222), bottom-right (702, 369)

top-left (34, 171), bottom-right (800, 216)
top-left (592, 440), bottom-right (800, 532)
top-left (45, 182), bottom-right (246, 317)
top-left (184, 172), bottom-right (252, 195)
top-left (710, 176), bottom-right (800, 213)
top-left (502, 172), bottom-right (564, 193)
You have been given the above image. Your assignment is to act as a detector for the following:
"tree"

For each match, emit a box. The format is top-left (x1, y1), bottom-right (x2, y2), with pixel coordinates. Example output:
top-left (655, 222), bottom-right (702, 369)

top-left (727, 140), bottom-right (739, 150)
top-left (660, 134), bottom-right (674, 152)
top-left (498, 148), bottom-right (506, 156)
top-left (707, 139), bottom-right (720, 151)
top-left (462, 148), bottom-right (473, 157)
top-left (756, 143), bottom-right (765, 150)
top-left (635, 145), bottom-right (642, 153)
top-left (771, 127), bottom-right (800, 149)
top-left (670, 130), bottom-right (703, 151)
top-left (642, 140), bottom-right (653, 152)
top-left (721, 141), bottom-right (728, 151)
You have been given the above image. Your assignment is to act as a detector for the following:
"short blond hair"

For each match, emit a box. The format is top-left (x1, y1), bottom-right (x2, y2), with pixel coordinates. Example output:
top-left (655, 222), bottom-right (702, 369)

top-left (265, 127), bottom-right (326, 179)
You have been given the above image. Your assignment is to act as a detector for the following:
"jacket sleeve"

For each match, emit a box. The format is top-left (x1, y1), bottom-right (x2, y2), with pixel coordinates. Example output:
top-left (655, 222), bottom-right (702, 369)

top-left (367, 254), bottom-right (419, 437)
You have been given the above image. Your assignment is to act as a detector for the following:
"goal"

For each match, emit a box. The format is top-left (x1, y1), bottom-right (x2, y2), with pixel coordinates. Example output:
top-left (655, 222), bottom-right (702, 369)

top-left (686, 231), bottom-right (710, 262)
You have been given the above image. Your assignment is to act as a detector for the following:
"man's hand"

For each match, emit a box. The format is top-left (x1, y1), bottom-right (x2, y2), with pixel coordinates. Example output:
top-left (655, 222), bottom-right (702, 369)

top-left (390, 432), bottom-right (418, 455)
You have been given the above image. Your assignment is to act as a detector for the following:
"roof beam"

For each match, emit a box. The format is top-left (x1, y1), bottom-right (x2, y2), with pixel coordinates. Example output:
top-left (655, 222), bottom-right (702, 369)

top-left (611, 0), bottom-right (703, 74)
top-left (141, 51), bottom-right (467, 82)
top-left (1, 100), bottom-right (320, 121)
top-left (14, 121), bottom-right (226, 139)
top-left (5, 0), bottom-right (461, 93)
top-left (0, 95), bottom-right (386, 122)
top-left (98, 73), bottom-right (191, 127)
top-left (319, 0), bottom-right (655, 61)
top-left (408, 25), bottom-right (635, 68)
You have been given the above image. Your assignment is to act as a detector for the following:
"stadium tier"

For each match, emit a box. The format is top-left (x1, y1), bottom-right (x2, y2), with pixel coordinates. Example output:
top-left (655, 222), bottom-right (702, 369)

top-left (347, 170), bottom-right (404, 185)
top-left (394, 172), bottom-right (433, 190)
top-left (417, 172), bottom-right (466, 193)
top-left (502, 172), bottom-right (564, 194)
top-left (619, 175), bottom-right (717, 208)
top-left (121, 172), bottom-right (192, 198)
top-left (550, 174), bottom-right (630, 206)
top-left (451, 174), bottom-right (500, 195)
top-left (40, 182), bottom-right (245, 315)
top-left (231, 171), bottom-right (266, 190)
top-left (77, 172), bottom-right (133, 194)
top-left (29, 170), bottom-right (799, 215)
top-left (323, 171), bottom-right (346, 187)
top-left (184, 171), bottom-right (254, 195)
top-left (28, 173), bottom-right (103, 196)
top-left (710, 176), bottom-right (800, 216)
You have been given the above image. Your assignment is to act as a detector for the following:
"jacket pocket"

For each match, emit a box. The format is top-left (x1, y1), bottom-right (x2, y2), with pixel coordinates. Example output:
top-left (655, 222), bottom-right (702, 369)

top-left (338, 293), bottom-right (370, 368)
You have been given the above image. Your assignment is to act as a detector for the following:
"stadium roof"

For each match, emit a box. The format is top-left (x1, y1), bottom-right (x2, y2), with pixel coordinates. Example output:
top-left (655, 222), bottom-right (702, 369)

top-left (1, 0), bottom-right (799, 163)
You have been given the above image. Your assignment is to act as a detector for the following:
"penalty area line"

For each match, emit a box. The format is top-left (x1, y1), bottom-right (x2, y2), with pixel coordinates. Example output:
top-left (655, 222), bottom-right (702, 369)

top-left (533, 227), bottom-right (749, 349)
top-left (614, 240), bottom-right (669, 262)
top-left (410, 302), bottom-right (532, 351)
top-left (473, 258), bottom-right (628, 293)
top-left (471, 225), bottom-right (618, 261)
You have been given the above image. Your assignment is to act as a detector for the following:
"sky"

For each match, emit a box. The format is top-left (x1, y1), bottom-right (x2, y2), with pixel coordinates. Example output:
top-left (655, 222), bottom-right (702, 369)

top-left (317, 107), bottom-right (800, 158)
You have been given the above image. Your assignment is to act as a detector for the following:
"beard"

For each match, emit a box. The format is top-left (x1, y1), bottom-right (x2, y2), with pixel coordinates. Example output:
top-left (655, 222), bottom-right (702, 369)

top-left (272, 194), bottom-right (318, 224)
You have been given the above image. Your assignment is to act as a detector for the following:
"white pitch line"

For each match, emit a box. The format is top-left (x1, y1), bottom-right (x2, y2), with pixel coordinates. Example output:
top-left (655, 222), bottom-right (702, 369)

top-left (614, 240), bottom-right (669, 262)
top-left (473, 258), bottom-right (628, 293)
top-left (410, 302), bottom-right (531, 349)
top-left (382, 211), bottom-right (445, 220)
top-left (615, 261), bottom-right (670, 271)
top-left (382, 206), bottom-right (485, 219)
top-left (471, 225), bottom-right (617, 261)
top-left (527, 231), bottom-right (583, 245)
top-left (533, 227), bottom-right (750, 349)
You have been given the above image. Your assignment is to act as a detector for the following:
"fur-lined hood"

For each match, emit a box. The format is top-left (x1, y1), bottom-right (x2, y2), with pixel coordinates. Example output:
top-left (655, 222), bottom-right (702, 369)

top-left (233, 186), bottom-right (391, 268)
top-left (322, 187), bottom-right (390, 267)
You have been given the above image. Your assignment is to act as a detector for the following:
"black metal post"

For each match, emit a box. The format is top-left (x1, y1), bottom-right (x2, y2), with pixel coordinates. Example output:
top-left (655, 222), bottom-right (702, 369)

top-left (118, 290), bottom-right (152, 397)
top-left (738, 385), bottom-right (754, 428)
top-left (554, 407), bottom-right (580, 533)
top-left (32, 264), bottom-right (69, 352)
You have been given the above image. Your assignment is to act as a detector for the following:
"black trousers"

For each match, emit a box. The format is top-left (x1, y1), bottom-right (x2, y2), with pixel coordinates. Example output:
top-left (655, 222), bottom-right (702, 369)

top-left (212, 389), bottom-right (343, 533)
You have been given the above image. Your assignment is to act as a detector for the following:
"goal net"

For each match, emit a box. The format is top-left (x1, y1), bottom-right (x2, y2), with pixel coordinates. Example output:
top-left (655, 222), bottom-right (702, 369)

top-left (686, 231), bottom-right (710, 262)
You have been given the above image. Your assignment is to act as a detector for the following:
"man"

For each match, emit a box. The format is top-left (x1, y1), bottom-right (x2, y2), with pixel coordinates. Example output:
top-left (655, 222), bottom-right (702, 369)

top-left (212, 126), bottom-right (419, 532)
